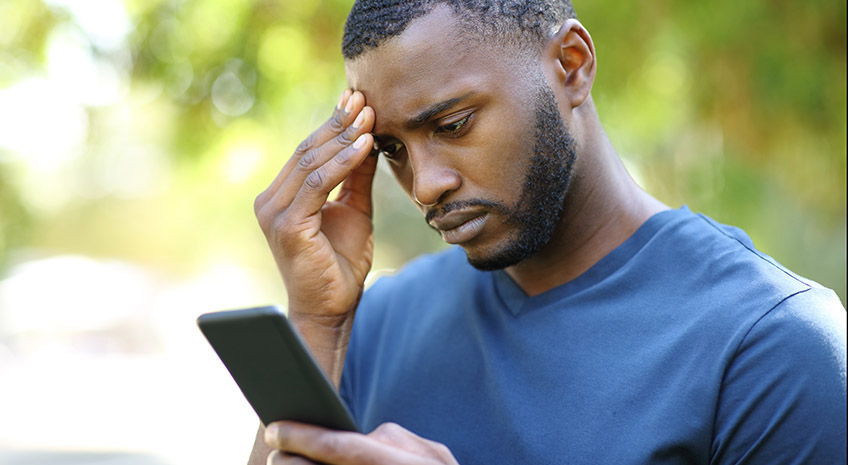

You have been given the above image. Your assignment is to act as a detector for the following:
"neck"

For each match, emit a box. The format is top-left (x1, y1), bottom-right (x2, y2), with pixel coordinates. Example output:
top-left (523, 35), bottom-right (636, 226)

top-left (504, 103), bottom-right (668, 296)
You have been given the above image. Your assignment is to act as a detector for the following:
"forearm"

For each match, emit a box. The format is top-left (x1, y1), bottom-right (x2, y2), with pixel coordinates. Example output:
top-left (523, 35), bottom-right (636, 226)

top-left (250, 88), bottom-right (376, 464)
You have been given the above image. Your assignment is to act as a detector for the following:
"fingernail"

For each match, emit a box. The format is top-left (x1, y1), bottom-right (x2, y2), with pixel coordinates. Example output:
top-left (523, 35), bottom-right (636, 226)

top-left (353, 134), bottom-right (368, 149)
top-left (344, 92), bottom-right (356, 114)
top-left (352, 111), bottom-right (365, 129)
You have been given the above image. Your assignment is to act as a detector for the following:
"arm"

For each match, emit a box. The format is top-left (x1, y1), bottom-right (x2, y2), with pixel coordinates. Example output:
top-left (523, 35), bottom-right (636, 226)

top-left (249, 89), bottom-right (377, 464)
top-left (254, 89), bottom-right (376, 387)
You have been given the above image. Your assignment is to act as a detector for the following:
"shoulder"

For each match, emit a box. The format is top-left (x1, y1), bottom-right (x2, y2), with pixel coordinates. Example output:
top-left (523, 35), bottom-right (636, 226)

top-left (616, 208), bottom-right (843, 362)
top-left (648, 210), bottom-right (847, 462)
top-left (736, 285), bottom-right (846, 373)
top-left (646, 208), bottom-right (817, 312)
top-left (666, 208), bottom-right (847, 383)
top-left (712, 286), bottom-right (847, 463)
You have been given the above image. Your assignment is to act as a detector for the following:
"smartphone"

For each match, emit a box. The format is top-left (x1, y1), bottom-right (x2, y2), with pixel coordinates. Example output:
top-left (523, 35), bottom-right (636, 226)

top-left (197, 306), bottom-right (359, 432)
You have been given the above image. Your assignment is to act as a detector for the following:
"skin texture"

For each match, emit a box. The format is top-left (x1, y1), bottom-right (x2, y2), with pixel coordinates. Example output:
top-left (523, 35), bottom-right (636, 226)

top-left (426, 81), bottom-right (578, 271)
top-left (250, 5), bottom-right (667, 464)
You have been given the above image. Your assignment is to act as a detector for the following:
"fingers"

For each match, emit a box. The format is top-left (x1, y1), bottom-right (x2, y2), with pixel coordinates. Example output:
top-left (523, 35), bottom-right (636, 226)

top-left (282, 129), bottom-right (374, 220)
top-left (258, 89), bottom-right (353, 206)
top-left (265, 421), bottom-right (369, 465)
top-left (369, 423), bottom-right (458, 463)
top-left (271, 99), bottom-right (372, 210)
top-left (265, 421), bottom-right (447, 465)
top-left (255, 90), bottom-right (376, 229)
top-left (256, 89), bottom-right (370, 214)
top-left (267, 450), bottom-right (320, 465)
top-left (334, 144), bottom-right (379, 217)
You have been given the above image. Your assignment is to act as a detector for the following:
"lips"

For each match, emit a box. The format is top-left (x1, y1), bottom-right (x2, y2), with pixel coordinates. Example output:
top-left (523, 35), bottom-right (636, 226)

top-left (429, 210), bottom-right (489, 244)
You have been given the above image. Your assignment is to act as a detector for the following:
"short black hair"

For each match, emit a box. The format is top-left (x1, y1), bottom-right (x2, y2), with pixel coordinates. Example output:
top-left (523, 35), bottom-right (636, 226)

top-left (342, 0), bottom-right (577, 60)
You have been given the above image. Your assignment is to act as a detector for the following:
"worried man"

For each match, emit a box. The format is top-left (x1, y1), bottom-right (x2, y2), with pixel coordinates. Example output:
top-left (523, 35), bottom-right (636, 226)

top-left (249, 1), bottom-right (847, 464)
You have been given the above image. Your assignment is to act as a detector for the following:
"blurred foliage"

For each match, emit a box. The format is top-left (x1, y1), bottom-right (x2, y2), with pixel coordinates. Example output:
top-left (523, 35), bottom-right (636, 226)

top-left (0, 0), bottom-right (845, 303)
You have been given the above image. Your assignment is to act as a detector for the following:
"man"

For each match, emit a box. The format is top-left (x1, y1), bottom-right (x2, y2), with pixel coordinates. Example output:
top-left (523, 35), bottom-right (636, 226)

top-left (249, 1), bottom-right (847, 464)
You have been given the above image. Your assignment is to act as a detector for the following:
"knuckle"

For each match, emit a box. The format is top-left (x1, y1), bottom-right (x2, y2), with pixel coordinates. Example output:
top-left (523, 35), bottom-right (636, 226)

top-left (374, 422), bottom-right (401, 436)
top-left (433, 442), bottom-right (453, 459)
top-left (294, 134), bottom-right (314, 157)
top-left (256, 209), bottom-right (273, 233)
top-left (323, 435), bottom-right (342, 456)
top-left (333, 147), bottom-right (354, 166)
top-left (370, 422), bottom-right (404, 443)
top-left (336, 128), bottom-right (355, 146)
top-left (255, 197), bottom-right (284, 233)
top-left (271, 219), bottom-right (302, 255)
top-left (328, 111), bottom-right (345, 132)
top-left (304, 169), bottom-right (325, 191)
top-left (317, 433), bottom-right (351, 460)
top-left (256, 210), bottom-right (271, 233)
top-left (296, 149), bottom-right (320, 171)
top-left (253, 193), bottom-right (265, 216)
top-left (254, 190), bottom-right (271, 217)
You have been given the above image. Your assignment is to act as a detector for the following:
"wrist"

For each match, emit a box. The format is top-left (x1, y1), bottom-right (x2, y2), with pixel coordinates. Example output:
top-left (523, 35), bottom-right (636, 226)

top-left (286, 304), bottom-right (358, 388)
top-left (286, 288), bottom-right (361, 340)
top-left (287, 310), bottom-right (355, 351)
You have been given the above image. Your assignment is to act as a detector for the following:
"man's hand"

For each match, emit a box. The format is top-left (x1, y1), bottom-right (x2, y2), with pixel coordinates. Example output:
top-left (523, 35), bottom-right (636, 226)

top-left (253, 89), bottom-right (377, 383)
top-left (264, 421), bottom-right (460, 465)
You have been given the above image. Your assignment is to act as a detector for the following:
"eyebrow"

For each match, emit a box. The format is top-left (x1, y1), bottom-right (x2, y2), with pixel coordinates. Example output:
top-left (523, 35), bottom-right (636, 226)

top-left (403, 93), bottom-right (474, 130)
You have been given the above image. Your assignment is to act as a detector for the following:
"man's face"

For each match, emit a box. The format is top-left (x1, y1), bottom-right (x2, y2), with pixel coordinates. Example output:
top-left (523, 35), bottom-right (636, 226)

top-left (345, 6), bottom-right (576, 270)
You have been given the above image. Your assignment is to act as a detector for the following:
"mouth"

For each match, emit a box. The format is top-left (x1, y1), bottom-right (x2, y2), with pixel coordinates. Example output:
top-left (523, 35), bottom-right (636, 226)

top-left (429, 211), bottom-right (489, 245)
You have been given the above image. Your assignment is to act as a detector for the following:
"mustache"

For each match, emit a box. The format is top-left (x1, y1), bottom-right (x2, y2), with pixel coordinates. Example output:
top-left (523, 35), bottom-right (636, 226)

top-left (424, 199), bottom-right (509, 224)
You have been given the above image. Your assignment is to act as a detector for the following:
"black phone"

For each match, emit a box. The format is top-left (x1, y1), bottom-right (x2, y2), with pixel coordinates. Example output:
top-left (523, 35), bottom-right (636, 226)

top-left (197, 306), bottom-right (359, 432)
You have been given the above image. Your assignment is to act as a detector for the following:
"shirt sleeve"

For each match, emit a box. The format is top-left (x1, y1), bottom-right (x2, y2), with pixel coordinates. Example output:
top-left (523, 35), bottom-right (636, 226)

top-left (711, 287), bottom-right (847, 464)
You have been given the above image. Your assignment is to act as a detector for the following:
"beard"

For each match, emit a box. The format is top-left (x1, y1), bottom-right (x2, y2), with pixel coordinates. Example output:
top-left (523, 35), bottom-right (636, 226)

top-left (435, 82), bottom-right (577, 271)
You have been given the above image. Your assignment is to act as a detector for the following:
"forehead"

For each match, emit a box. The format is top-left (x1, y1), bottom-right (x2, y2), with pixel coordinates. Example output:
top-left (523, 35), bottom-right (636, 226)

top-left (344, 5), bottom-right (530, 133)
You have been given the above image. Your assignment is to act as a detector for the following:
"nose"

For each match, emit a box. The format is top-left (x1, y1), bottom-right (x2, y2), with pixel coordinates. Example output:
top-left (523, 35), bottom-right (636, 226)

top-left (409, 147), bottom-right (461, 208)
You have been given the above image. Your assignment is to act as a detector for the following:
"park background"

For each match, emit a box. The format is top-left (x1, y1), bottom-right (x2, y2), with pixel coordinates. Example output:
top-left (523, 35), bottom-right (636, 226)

top-left (0, 0), bottom-right (845, 464)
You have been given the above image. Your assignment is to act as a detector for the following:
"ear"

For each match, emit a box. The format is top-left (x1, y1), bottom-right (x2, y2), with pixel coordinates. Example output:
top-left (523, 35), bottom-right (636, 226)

top-left (544, 19), bottom-right (596, 108)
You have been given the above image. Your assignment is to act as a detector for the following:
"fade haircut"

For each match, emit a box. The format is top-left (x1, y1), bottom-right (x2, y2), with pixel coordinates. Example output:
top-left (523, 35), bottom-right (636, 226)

top-left (342, 0), bottom-right (577, 60)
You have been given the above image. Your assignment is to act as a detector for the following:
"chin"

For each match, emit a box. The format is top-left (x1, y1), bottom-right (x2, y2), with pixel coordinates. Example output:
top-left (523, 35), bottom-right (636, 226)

top-left (463, 237), bottom-right (534, 271)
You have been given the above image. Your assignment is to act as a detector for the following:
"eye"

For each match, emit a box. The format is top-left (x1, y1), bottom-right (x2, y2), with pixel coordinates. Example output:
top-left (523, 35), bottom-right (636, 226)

top-left (376, 140), bottom-right (405, 159)
top-left (435, 114), bottom-right (472, 136)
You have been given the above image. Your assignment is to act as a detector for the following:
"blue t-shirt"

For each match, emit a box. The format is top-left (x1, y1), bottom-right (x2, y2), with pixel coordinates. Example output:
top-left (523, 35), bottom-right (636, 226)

top-left (340, 207), bottom-right (847, 464)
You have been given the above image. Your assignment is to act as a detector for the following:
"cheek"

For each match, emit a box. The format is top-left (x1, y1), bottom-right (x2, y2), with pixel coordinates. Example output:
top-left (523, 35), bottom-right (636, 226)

top-left (475, 119), bottom-right (533, 193)
top-left (388, 161), bottom-right (415, 200)
top-left (493, 153), bottom-right (530, 200)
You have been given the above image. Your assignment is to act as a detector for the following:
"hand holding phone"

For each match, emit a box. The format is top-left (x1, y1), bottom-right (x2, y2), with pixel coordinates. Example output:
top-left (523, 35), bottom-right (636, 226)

top-left (197, 306), bottom-right (359, 432)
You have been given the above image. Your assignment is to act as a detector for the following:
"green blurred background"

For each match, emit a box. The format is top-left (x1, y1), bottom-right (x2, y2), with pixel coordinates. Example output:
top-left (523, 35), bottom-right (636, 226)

top-left (1, 0), bottom-right (845, 301)
top-left (0, 0), bottom-right (844, 462)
